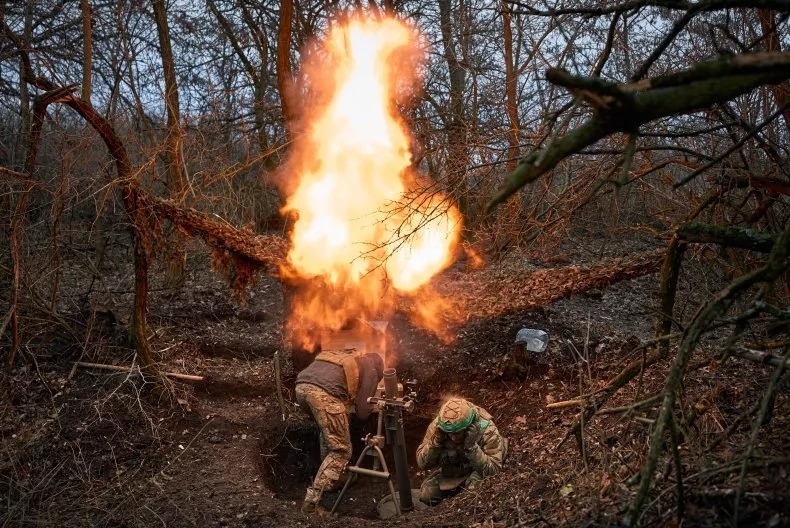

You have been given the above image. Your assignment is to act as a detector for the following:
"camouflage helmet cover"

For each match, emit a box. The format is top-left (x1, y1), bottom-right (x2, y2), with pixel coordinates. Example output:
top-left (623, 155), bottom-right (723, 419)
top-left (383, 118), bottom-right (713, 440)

top-left (437, 398), bottom-right (476, 433)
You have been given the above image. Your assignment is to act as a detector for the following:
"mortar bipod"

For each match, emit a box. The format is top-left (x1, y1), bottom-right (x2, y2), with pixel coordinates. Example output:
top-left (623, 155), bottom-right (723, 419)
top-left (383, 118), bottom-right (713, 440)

top-left (330, 410), bottom-right (400, 516)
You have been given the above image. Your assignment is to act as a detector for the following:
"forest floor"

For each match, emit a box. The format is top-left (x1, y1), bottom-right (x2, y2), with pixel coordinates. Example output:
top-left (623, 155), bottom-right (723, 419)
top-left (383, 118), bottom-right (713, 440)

top-left (1, 225), bottom-right (788, 527)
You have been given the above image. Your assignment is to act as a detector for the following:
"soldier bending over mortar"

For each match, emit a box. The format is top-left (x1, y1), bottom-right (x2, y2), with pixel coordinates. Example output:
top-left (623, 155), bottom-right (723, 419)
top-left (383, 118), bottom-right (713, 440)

top-left (295, 350), bottom-right (384, 516)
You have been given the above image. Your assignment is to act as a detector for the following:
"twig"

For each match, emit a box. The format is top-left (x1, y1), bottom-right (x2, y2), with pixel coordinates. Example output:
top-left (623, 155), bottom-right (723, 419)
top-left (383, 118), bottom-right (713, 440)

top-left (554, 334), bottom-right (678, 452)
top-left (487, 52), bottom-right (790, 212)
top-left (584, 313), bottom-right (592, 383)
top-left (274, 350), bottom-right (289, 421)
top-left (76, 361), bottom-right (203, 382)
top-left (153, 417), bottom-right (215, 486)
top-left (0, 308), bottom-right (12, 345)
top-left (578, 358), bottom-right (588, 472)
top-left (642, 457), bottom-right (790, 518)
top-left (674, 101), bottom-right (790, 188)
top-left (0, 166), bottom-right (29, 179)
top-left (597, 393), bottom-right (665, 414)
top-left (669, 414), bottom-right (685, 523)
top-left (707, 398), bottom-right (761, 452)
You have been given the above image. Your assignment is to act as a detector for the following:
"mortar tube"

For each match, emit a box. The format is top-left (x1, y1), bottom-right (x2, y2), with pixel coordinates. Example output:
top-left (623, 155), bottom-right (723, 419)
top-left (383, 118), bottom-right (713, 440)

top-left (383, 368), bottom-right (398, 398)
top-left (391, 409), bottom-right (414, 511)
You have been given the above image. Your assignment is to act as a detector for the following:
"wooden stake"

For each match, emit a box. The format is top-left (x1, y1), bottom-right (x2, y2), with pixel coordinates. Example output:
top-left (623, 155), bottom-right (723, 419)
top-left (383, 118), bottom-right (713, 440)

top-left (547, 399), bottom-right (584, 409)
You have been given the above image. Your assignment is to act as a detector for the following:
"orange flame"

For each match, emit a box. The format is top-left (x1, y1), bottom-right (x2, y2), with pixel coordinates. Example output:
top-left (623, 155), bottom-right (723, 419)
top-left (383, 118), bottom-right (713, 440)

top-left (281, 14), bottom-right (462, 338)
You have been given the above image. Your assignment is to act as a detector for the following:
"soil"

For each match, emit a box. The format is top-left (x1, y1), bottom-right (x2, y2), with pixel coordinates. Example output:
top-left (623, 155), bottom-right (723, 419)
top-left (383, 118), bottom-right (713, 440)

top-left (2, 228), bottom-right (788, 528)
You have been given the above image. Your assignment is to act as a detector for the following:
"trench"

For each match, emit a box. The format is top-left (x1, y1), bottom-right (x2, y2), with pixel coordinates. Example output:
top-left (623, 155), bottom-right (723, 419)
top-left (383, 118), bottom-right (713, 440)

top-left (254, 314), bottom-right (489, 517)
top-left (258, 400), bottom-right (433, 519)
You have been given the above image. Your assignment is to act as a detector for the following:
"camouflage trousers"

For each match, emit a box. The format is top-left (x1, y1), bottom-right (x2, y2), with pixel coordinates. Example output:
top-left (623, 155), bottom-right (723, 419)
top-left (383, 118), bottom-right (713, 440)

top-left (295, 383), bottom-right (352, 494)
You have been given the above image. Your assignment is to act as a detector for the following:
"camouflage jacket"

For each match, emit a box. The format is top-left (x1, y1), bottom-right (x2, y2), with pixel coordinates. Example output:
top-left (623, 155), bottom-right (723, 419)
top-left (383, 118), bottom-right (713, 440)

top-left (416, 404), bottom-right (506, 477)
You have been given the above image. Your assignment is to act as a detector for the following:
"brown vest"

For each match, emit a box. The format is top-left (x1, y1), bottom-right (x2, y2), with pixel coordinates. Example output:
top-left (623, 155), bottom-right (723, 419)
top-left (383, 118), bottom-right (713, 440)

top-left (314, 350), bottom-right (360, 400)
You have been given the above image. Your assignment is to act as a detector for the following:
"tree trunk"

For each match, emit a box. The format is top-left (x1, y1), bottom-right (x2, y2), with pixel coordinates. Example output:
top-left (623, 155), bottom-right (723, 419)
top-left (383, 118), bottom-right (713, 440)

top-left (277, 0), bottom-right (296, 136)
top-left (81, 0), bottom-right (92, 103)
top-left (654, 233), bottom-right (686, 354)
top-left (438, 0), bottom-right (469, 219)
top-left (207, 0), bottom-right (271, 157)
top-left (502, 1), bottom-right (520, 173)
top-left (239, 3), bottom-right (271, 157)
top-left (151, 0), bottom-right (186, 290)
top-left (18, 0), bottom-right (33, 162)
top-left (498, 0), bottom-right (526, 244)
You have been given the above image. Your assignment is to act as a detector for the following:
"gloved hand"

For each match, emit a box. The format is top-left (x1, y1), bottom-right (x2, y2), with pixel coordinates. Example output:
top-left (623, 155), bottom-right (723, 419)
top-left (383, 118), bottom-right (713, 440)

top-left (464, 472), bottom-right (484, 491)
top-left (463, 422), bottom-right (482, 452)
top-left (465, 443), bottom-right (486, 467)
top-left (429, 426), bottom-right (446, 447)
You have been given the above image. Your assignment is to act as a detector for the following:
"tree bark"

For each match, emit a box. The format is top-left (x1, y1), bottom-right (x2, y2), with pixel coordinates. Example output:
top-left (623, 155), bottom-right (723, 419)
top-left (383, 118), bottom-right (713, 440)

top-left (677, 222), bottom-right (778, 252)
top-left (151, 0), bottom-right (187, 290)
top-left (438, 0), bottom-right (469, 218)
top-left (502, 0), bottom-right (520, 173)
top-left (277, 0), bottom-right (296, 136)
top-left (655, 234), bottom-right (686, 354)
top-left (80, 0), bottom-right (92, 102)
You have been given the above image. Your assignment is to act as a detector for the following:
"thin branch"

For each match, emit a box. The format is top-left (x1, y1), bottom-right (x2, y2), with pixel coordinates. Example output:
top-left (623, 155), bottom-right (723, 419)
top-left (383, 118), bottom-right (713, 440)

top-left (674, 101), bottom-right (790, 188)
top-left (506, 0), bottom-right (790, 17)
top-left (75, 362), bottom-right (204, 382)
top-left (631, 7), bottom-right (699, 82)
top-left (487, 52), bottom-right (790, 212)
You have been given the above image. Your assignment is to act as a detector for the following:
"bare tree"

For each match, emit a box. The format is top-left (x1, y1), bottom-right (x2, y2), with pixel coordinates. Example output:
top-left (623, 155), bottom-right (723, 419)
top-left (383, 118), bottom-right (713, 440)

top-left (151, 0), bottom-right (187, 290)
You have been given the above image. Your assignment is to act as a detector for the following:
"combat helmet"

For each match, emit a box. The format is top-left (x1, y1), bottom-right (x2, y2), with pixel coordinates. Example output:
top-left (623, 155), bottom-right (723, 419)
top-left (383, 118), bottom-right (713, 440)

top-left (437, 398), bottom-right (476, 433)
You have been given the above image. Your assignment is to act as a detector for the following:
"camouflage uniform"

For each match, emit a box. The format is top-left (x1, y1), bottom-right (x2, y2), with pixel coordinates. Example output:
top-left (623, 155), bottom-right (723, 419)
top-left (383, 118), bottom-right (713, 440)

top-left (295, 383), bottom-right (351, 492)
top-left (416, 398), bottom-right (507, 504)
top-left (295, 352), bottom-right (383, 514)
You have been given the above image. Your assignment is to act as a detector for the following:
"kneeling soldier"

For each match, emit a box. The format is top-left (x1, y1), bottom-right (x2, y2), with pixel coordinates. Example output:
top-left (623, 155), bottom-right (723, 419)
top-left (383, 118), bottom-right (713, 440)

top-left (416, 397), bottom-right (507, 505)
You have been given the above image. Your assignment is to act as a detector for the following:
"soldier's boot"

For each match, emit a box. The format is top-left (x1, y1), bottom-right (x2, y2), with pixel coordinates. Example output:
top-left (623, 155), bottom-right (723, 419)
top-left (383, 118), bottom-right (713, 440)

top-left (302, 488), bottom-right (323, 515)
